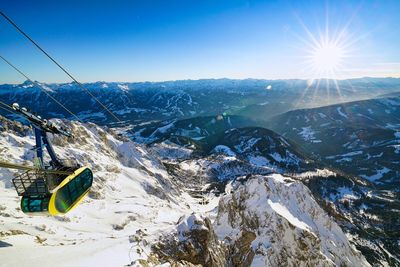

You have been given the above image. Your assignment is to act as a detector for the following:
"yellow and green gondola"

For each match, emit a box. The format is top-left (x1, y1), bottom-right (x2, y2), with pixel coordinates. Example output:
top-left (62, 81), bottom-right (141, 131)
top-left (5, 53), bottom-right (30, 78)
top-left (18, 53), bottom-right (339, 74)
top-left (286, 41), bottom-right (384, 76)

top-left (18, 167), bottom-right (93, 215)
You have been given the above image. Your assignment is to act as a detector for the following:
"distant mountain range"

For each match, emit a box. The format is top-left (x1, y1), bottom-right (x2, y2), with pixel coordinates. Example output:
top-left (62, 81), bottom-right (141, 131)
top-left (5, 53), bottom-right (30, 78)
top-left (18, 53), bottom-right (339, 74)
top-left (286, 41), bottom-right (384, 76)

top-left (1, 77), bottom-right (400, 125)
top-left (267, 95), bottom-right (400, 185)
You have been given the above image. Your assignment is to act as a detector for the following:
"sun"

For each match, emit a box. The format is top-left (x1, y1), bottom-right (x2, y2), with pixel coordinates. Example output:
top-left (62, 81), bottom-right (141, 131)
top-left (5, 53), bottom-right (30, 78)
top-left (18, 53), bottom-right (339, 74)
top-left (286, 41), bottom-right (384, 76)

top-left (312, 42), bottom-right (344, 72)
top-left (292, 11), bottom-right (362, 107)
top-left (296, 19), bottom-right (353, 79)
top-left (302, 33), bottom-right (351, 79)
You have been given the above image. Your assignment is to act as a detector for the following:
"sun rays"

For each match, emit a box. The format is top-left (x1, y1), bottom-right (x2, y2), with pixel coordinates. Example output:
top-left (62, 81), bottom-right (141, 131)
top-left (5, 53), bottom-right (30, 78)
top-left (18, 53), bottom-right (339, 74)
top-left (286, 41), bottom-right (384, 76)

top-left (291, 10), bottom-right (361, 108)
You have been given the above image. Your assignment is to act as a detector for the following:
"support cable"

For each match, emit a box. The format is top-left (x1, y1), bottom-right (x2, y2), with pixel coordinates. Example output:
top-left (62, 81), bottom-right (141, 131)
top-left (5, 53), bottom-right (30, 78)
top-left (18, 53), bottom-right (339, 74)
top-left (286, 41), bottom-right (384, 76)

top-left (0, 104), bottom-right (16, 115)
top-left (0, 11), bottom-right (125, 125)
top-left (0, 100), bottom-right (16, 113)
top-left (0, 159), bottom-right (72, 175)
top-left (0, 55), bottom-right (82, 122)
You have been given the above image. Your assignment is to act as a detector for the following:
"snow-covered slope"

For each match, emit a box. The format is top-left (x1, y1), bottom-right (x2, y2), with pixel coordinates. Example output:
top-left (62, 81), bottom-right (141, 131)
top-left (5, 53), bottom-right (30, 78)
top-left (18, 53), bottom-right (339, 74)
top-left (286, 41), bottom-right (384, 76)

top-left (267, 95), bottom-right (400, 185)
top-left (0, 118), bottom-right (210, 267)
top-left (146, 174), bottom-right (369, 266)
top-left (0, 117), bottom-right (370, 266)
top-left (267, 96), bottom-right (400, 265)
top-left (215, 174), bottom-right (370, 267)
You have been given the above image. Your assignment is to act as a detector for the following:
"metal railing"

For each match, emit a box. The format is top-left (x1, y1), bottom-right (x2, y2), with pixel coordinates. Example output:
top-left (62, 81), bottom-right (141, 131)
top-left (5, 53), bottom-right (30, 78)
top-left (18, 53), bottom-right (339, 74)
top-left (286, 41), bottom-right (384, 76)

top-left (12, 170), bottom-right (50, 197)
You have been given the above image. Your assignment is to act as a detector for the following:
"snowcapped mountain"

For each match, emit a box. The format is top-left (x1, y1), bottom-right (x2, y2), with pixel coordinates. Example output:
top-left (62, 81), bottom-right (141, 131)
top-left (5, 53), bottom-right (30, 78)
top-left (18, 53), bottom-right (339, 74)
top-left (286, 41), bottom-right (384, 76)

top-left (214, 174), bottom-right (369, 267)
top-left (1, 78), bottom-right (400, 266)
top-left (0, 115), bottom-right (371, 266)
top-left (266, 95), bottom-right (400, 266)
top-left (143, 174), bottom-right (369, 266)
top-left (1, 78), bottom-right (400, 126)
top-left (267, 95), bottom-right (400, 184)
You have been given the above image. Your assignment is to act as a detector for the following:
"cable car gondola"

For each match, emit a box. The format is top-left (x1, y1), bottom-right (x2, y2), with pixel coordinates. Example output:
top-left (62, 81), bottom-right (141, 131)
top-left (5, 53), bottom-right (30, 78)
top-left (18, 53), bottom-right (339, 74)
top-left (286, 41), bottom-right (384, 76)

top-left (7, 103), bottom-right (93, 216)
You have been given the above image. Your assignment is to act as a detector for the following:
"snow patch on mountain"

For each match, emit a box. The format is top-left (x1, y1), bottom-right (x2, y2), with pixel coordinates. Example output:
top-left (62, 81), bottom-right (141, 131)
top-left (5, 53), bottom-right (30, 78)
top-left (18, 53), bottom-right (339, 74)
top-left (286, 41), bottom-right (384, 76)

top-left (360, 167), bottom-right (391, 182)
top-left (337, 107), bottom-right (348, 118)
top-left (267, 199), bottom-right (312, 231)
top-left (150, 141), bottom-right (193, 161)
top-left (293, 168), bottom-right (337, 179)
top-left (329, 186), bottom-right (359, 202)
top-left (117, 84), bottom-right (129, 91)
top-left (299, 126), bottom-right (321, 143)
top-left (248, 155), bottom-right (270, 167)
top-left (212, 145), bottom-right (236, 157)
top-left (234, 137), bottom-right (261, 153)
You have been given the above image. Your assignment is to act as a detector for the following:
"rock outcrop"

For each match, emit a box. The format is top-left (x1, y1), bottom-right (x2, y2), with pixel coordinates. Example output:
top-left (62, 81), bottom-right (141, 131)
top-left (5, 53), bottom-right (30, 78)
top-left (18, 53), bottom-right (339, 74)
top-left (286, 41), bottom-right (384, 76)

top-left (152, 213), bottom-right (227, 267)
top-left (215, 174), bottom-right (370, 267)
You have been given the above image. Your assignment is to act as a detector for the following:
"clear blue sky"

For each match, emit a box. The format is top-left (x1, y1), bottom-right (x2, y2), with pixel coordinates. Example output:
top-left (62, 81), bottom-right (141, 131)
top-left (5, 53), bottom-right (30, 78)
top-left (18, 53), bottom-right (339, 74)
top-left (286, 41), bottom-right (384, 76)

top-left (1, 0), bottom-right (400, 83)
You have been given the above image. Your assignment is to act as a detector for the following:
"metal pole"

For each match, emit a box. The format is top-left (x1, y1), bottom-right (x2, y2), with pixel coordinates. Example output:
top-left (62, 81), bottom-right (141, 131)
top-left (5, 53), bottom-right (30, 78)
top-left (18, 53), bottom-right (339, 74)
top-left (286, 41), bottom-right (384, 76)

top-left (0, 160), bottom-right (72, 175)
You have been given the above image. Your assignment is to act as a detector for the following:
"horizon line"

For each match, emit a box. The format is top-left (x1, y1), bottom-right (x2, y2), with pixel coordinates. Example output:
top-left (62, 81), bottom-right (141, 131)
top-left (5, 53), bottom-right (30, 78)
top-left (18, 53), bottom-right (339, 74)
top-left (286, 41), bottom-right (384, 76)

top-left (2, 76), bottom-right (400, 86)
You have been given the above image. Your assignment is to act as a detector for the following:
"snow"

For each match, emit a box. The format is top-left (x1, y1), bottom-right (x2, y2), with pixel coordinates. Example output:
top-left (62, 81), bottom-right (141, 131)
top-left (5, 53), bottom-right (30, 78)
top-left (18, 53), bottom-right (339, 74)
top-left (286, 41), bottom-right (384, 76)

top-left (37, 82), bottom-right (54, 92)
top-left (267, 199), bottom-right (311, 232)
top-left (77, 111), bottom-right (106, 120)
top-left (155, 121), bottom-right (175, 134)
top-left (234, 137), bottom-right (261, 153)
top-left (177, 213), bottom-right (207, 242)
top-left (385, 123), bottom-right (400, 131)
top-left (22, 83), bottom-right (34, 88)
top-left (329, 186), bottom-right (359, 201)
top-left (294, 169), bottom-right (337, 179)
top-left (337, 107), bottom-right (348, 118)
top-left (0, 116), bottom-right (372, 266)
top-left (248, 155), bottom-right (269, 167)
top-left (380, 98), bottom-right (400, 106)
top-left (179, 160), bottom-right (202, 172)
top-left (258, 101), bottom-right (269, 106)
top-left (360, 167), bottom-right (391, 182)
top-left (215, 174), bottom-right (370, 267)
top-left (212, 145), bottom-right (236, 157)
top-left (336, 157), bottom-right (352, 162)
top-left (392, 145), bottom-right (400, 154)
top-left (366, 152), bottom-right (383, 160)
top-left (341, 150), bottom-right (363, 157)
top-left (0, 121), bottom-right (209, 267)
top-left (114, 107), bottom-right (148, 115)
top-left (117, 84), bottom-right (129, 91)
top-left (270, 152), bottom-right (283, 162)
top-left (150, 141), bottom-right (193, 160)
top-left (326, 150), bottom-right (363, 161)
top-left (0, 236), bottom-right (135, 267)
top-left (298, 126), bottom-right (321, 143)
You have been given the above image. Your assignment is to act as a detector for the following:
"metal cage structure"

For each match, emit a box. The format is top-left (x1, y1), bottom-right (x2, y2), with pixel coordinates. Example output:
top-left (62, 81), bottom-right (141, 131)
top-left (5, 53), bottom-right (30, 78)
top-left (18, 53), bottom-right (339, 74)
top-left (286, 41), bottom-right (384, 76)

top-left (12, 170), bottom-right (50, 197)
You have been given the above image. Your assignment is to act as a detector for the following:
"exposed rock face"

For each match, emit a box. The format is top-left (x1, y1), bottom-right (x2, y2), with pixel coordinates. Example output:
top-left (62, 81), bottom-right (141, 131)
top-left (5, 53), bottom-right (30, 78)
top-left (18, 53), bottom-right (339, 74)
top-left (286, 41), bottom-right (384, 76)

top-left (228, 230), bottom-right (256, 266)
top-left (0, 116), bottom-right (28, 136)
top-left (152, 213), bottom-right (227, 267)
top-left (152, 174), bottom-right (370, 267)
top-left (215, 174), bottom-right (370, 267)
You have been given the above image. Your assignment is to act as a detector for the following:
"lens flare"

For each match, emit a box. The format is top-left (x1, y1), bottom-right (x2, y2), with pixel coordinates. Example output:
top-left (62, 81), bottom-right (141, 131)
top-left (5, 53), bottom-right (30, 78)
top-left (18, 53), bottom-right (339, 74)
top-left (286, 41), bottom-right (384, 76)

top-left (312, 43), bottom-right (344, 72)
top-left (291, 12), bottom-right (360, 107)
